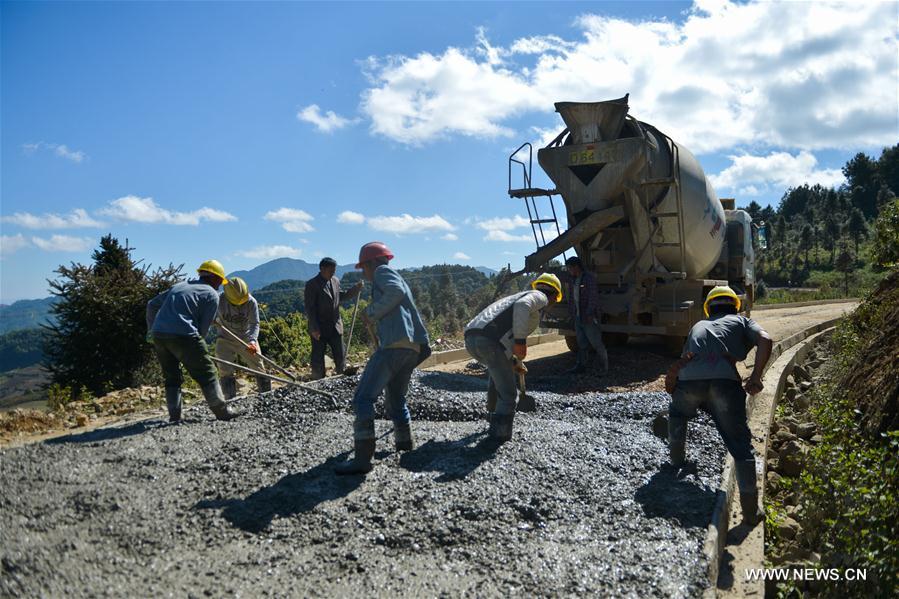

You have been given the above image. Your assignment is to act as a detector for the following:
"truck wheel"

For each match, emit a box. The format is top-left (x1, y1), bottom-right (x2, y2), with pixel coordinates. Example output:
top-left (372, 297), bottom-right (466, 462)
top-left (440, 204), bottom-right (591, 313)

top-left (565, 335), bottom-right (579, 353)
top-left (664, 335), bottom-right (686, 356)
top-left (602, 332), bottom-right (628, 347)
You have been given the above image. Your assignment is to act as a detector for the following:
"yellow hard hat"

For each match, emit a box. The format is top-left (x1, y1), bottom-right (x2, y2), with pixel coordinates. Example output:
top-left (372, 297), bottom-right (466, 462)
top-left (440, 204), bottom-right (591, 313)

top-left (197, 259), bottom-right (229, 284)
top-left (704, 285), bottom-right (741, 317)
top-left (223, 276), bottom-right (249, 305)
top-left (531, 273), bottom-right (563, 302)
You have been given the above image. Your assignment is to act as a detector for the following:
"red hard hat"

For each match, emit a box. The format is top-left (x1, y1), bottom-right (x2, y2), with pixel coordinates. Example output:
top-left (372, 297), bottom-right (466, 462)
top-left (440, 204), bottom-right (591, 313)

top-left (356, 241), bottom-right (394, 268)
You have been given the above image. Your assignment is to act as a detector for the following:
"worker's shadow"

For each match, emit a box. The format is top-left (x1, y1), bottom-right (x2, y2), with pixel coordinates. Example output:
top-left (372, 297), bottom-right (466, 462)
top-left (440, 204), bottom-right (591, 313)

top-left (45, 421), bottom-right (161, 445)
top-left (399, 432), bottom-right (499, 483)
top-left (633, 466), bottom-right (717, 529)
top-left (194, 452), bottom-right (361, 534)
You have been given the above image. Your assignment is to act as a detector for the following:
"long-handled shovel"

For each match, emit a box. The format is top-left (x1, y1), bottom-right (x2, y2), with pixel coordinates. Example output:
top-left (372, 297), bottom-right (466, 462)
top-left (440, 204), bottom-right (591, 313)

top-left (342, 294), bottom-right (362, 376)
top-left (216, 320), bottom-right (299, 382)
top-left (211, 356), bottom-right (337, 407)
top-left (512, 357), bottom-right (536, 412)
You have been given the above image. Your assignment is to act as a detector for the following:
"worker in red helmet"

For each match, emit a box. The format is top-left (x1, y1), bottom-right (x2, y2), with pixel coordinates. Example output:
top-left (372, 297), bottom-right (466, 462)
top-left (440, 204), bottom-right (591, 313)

top-left (335, 242), bottom-right (431, 475)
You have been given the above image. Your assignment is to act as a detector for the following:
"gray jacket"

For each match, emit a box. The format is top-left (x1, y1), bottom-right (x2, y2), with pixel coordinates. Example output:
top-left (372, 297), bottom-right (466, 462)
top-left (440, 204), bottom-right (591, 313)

top-left (465, 290), bottom-right (547, 358)
top-left (216, 295), bottom-right (260, 343)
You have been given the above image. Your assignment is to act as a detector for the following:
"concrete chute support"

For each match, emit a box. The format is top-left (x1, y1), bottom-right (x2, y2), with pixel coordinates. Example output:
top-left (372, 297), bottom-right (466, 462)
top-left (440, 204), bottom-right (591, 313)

top-left (509, 95), bottom-right (759, 346)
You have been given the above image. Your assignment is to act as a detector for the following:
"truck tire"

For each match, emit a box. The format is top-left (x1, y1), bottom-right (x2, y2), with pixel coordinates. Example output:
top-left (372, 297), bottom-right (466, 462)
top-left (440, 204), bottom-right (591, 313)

top-left (664, 335), bottom-right (686, 357)
top-left (602, 332), bottom-right (628, 347)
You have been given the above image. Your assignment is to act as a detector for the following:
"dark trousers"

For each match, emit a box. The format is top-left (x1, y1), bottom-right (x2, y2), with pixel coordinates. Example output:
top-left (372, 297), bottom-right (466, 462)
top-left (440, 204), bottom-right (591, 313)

top-left (153, 335), bottom-right (218, 388)
top-left (668, 378), bottom-right (754, 462)
top-left (310, 331), bottom-right (345, 379)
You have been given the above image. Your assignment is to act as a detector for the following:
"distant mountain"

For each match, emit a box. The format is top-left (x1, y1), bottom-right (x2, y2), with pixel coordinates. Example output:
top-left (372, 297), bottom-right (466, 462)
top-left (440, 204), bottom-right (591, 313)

top-left (228, 258), bottom-right (355, 291)
top-left (475, 266), bottom-right (498, 277)
top-left (0, 297), bottom-right (57, 335)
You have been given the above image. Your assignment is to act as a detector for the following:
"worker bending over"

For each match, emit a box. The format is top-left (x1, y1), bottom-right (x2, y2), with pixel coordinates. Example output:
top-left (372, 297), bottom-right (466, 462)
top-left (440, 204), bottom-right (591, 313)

top-left (146, 260), bottom-right (239, 422)
top-left (335, 242), bottom-right (430, 475)
top-left (305, 257), bottom-right (364, 379)
top-left (564, 256), bottom-right (608, 375)
top-left (215, 276), bottom-right (270, 399)
top-left (665, 286), bottom-right (773, 524)
top-left (464, 274), bottom-right (562, 442)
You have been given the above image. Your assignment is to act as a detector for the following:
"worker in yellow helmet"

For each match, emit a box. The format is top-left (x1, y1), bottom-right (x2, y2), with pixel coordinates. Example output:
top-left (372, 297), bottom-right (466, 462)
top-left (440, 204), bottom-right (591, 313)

top-left (215, 277), bottom-right (270, 399)
top-left (146, 259), bottom-right (239, 422)
top-left (664, 285), bottom-right (773, 525)
top-left (463, 273), bottom-right (562, 442)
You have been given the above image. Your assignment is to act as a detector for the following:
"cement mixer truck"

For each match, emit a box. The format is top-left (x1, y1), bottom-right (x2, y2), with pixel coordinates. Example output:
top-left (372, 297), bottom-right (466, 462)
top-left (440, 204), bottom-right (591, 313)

top-left (507, 95), bottom-right (765, 352)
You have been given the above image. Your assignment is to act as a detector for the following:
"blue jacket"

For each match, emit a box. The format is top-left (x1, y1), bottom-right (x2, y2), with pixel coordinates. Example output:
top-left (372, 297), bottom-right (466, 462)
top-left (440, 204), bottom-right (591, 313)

top-left (147, 280), bottom-right (219, 338)
top-left (365, 265), bottom-right (429, 349)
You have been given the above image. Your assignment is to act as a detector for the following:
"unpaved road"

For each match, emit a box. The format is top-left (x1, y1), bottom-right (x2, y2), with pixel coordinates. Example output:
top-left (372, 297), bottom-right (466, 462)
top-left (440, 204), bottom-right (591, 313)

top-left (0, 301), bottom-right (855, 597)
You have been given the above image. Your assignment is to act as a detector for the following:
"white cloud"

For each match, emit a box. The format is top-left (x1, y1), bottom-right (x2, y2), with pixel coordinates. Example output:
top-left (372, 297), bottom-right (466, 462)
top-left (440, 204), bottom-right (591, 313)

top-left (22, 142), bottom-right (87, 163)
top-left (453, 251), bottom-right (471, 260)
top-left (1, 234), bottom-right (30, 258)
top-left (337, 210), bottom-right (366, 224)
top-left (31, 234), bottom-right (93, 252)
top-left (709, 150), bottom-right (845, 196)
top-left (359, 2), bottom-right (897, 152)
top-left (367, 213), bottom-right (455, 234)
top-left (236, 245), bottom-right (302, 260)
top-left (441, 233), bottom-right (459, 241)
top-left (101, 196), bottom-right (236, 226)
top-left (297, 104), bottom-right (356, 133)
top-left (484, 230), bottom-right (532, 242)
top-left (264, 207), bottom-right (315, 233)
top-left (2, 208), bottom-right (104, 230)
top-left (475, 215), bottom-right (530, 231)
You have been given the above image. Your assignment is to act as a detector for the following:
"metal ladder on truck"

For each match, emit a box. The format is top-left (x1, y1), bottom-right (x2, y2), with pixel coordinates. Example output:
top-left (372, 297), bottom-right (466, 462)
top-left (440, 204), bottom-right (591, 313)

top-left (507, 142), bottom-right (568, 265)
top-left (639, 129), bottom-right (688, 280)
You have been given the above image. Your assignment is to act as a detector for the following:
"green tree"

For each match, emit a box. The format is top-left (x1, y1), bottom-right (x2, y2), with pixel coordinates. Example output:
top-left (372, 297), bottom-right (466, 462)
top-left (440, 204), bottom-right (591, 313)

top-left (834, 242), bottom-right (855, 296)
top-left (799, 222), bottom-right (814, 268)
top-left (871, 198), bottom-right (899, 268)
top-left (43, 235), bottom-right (182, 397)
top-left (876, 143), bottom-right (899, 197)
top-left (823, 214), bottom-right (840, 265)
top-left (846, 208), bottom-right (867, 254)
top-left (843, 152), bottom-right (880, 218)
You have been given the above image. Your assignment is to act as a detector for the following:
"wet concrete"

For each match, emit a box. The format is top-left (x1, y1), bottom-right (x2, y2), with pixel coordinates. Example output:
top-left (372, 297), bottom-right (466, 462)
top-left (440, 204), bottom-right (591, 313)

top-left (0, 371), bottom-right (726, 597)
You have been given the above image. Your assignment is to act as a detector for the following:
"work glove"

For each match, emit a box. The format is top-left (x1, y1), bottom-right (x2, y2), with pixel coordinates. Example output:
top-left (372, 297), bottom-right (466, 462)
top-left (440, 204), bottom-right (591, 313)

top-left (513, 342), bottom-right (527, 360)
top-left (247, 341), bottom-right (259, 355)
top-left (664, 352), bottom-right (694, 394)
top-left (311, 330), bottom-right (321, 341)
top-left (145, 332), bottom-right (154, 344)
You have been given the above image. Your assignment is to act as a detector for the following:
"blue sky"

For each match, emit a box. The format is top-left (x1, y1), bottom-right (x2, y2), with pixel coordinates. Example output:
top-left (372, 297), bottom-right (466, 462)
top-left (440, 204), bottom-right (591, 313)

top-left (2, 1), bottom-right (897, 303)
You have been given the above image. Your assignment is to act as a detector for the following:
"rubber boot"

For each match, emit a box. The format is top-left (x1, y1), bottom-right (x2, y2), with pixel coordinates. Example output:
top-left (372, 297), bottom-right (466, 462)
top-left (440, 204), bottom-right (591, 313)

top-left (256, 375), bottom-right (272, 393)
top-left (488, 412), bottom-right (514, 442)
top-left (221, 376), bottom-right (238, 400)
top-left (202, 381), bottom-right (239, 421)
top-left (668, 414), bottom-right (688, 468)
top-left (486, 380), bottom-right (498, 414)
top-left (566, 352), bottom-right (587, 375)
top-left (336, 420), bottom-right (375, 475)
top-left (594, 345), bottom-right (609, 376)
top-left (735, 459), bottom-right (763, 525)
top-left (394, 421), bottom-right (413, 452)
top-left (165, 385), bottom-right (182, 423)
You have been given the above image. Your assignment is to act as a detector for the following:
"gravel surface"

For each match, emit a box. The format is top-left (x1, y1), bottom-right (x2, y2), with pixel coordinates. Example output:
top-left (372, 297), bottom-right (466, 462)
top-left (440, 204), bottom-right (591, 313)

top-left (1, 371), bottom-right (727, 597)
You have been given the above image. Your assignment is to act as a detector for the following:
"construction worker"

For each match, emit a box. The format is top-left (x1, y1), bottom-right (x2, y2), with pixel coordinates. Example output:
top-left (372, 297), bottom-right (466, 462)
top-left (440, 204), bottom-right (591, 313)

top-left (335, 242), bottom-right (430, 475)
top-left (146, 260), bottom-right (239, 422)
top-left (665, 285), bottom-right (773, 524)
top-left (564, 256), bottom-right (608, 375)
top-left (304, 257), bottom-right (363, 379)
top-left (214, 276), bottom-right (270, 399)
top-left (463, 273), bottom-right (562, 442)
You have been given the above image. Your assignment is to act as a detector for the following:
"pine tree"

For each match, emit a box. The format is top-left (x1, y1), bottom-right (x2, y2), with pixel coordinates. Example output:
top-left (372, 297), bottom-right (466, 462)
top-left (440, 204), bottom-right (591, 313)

top-left (43, 235), bottom-right (182, 398)
top-left (846, 208), bottom-right (867, 254)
